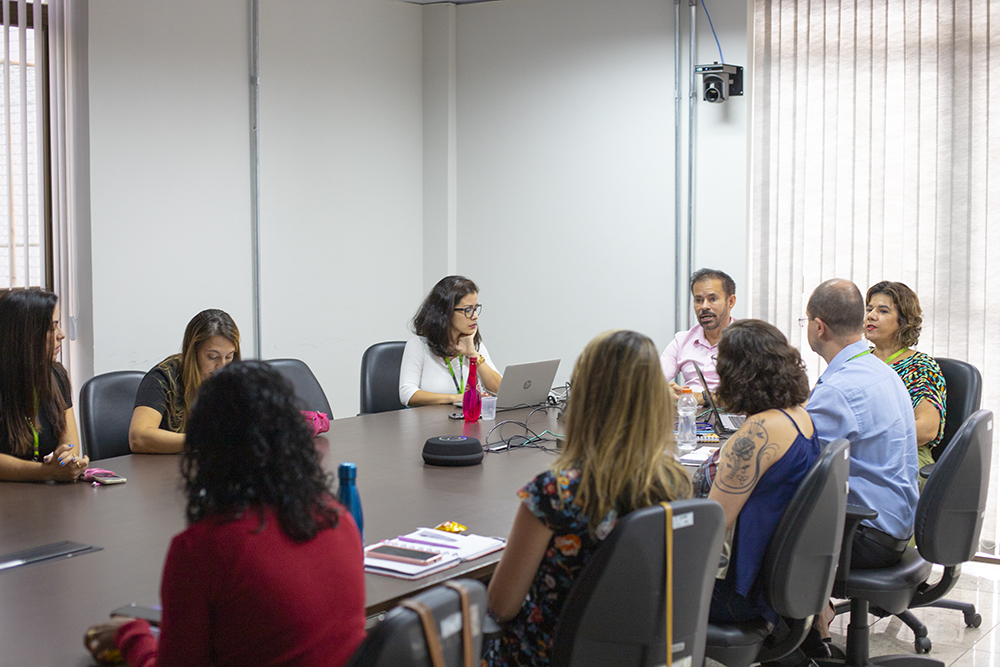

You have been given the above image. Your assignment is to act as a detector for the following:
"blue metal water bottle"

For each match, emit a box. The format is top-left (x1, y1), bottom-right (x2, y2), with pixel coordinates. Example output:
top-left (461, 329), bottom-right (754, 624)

top-left (337, 462), bottom-right (364, 543)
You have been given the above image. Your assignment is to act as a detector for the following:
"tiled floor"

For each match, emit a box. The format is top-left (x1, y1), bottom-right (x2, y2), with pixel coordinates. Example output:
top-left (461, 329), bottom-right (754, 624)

top-left (828, 561), bottom-right (1000, 666)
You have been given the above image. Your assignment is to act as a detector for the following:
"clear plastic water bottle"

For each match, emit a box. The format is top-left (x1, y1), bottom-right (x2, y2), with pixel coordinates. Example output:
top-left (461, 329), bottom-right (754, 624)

top-left (463, 356), bottom-right (482, 422)
top-left (337, 462), bottom-right (364, 543)
top-left (676, 388), bottom-right (698, 455)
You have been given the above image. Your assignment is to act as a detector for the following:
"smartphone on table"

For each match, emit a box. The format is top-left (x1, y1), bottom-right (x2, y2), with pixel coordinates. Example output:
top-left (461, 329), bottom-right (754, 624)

top-left (365, 543), bottom-right (444, 566)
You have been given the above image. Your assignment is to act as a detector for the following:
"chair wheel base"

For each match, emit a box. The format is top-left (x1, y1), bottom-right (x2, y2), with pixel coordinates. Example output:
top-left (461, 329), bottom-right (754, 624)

top-left (965, 613), bottom-right (982, 628)
top-left (914, 636), bottom-right (931, 654)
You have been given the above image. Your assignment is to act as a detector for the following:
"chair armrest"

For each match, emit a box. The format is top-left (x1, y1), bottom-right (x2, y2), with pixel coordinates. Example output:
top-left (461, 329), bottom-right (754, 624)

top-left (834, 505), bottom-right (879, 591)
top-left (919, 463), bottom-right (935, 479)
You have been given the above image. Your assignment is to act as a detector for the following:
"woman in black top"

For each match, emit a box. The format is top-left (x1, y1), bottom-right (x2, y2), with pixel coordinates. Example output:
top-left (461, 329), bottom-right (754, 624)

top-left (128, 309), bottom-right (240, 454)
top-left (0, 289), bottom-right (88, 482)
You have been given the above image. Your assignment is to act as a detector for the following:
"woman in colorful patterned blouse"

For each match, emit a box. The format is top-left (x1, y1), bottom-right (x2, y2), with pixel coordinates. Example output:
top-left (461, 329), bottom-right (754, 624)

top-left (865, 281), bottom-right (946, 471)
top-left (483, 330), bottom-right (692, 667)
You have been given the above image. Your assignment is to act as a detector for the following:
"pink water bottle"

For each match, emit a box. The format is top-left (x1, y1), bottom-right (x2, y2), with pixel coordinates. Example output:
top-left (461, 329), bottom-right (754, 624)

top-left (463, 356), bottom-right (482, 422)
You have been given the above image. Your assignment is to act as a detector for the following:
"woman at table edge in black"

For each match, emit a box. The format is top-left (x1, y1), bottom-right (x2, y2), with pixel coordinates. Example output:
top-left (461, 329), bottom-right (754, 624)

top-left (0, 289), bottom-right (88, 482)
top-left (399, 275), bottom-right (502, 407)
top-left (128, 309), bottom-right (240, 454)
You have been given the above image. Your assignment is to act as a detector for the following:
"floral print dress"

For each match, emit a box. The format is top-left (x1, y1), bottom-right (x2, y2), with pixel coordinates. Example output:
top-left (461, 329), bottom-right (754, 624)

top-left (483, 468), bottom-right (618, 667)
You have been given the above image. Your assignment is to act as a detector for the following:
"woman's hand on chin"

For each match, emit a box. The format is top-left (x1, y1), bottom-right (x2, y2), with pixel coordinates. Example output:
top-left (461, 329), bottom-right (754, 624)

top-left (455, 334), bottom-right (477, 358)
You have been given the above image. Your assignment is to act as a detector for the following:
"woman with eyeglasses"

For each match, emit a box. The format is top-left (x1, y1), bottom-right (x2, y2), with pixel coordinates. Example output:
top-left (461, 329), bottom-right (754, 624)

top-left (399, 276), bottom-right (502, 406)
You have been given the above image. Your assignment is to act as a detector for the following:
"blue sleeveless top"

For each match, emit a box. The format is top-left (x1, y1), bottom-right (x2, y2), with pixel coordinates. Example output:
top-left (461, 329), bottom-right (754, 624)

top-left (727, 409), bottom-right (822, 614)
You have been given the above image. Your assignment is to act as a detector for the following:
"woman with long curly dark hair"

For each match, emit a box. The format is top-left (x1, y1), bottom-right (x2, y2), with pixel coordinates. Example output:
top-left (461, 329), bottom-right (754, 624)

top-left (399, 275), bottom-right (502, 406)
top-left (0, 289), bottom-right (88, 481)
top-left (85, 361), bottom-right (365, 667)
top-left (700, 319), bottom-right (821, 626)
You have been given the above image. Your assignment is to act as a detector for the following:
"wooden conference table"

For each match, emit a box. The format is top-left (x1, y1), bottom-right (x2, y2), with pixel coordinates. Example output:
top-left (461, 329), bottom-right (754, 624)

top-left (0, 404), bottom-right (564, 666)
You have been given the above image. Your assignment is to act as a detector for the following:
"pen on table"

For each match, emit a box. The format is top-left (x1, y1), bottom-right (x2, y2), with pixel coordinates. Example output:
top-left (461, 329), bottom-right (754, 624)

top-left (417, 530), bottom-right (458, 542)
top-left (396, 537), bottom-right (460, 550)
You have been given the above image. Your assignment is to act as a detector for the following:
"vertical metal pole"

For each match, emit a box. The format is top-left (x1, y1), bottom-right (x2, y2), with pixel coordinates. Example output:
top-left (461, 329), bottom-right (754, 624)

top-left (674, 0), bottom-right (682, 335)
top-left (249, 0), bottom-right (262, 358)
top-left (686, 0), bottom-right (697, 328)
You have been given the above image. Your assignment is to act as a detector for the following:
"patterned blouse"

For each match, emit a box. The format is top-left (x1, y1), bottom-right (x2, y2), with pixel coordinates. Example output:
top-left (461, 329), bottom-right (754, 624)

top-left (890, 351), bottom-right (946, 459)
top-left (483, 468), bottom-right (621, 667)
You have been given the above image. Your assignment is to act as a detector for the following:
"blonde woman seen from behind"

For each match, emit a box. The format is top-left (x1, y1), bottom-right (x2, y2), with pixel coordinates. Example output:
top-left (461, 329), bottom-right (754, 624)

top-left (483, 330), bottom-right (692, 667)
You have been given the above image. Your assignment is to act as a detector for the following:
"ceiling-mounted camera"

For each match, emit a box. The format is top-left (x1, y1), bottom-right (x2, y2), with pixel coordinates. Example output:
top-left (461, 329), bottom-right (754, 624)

top-left (695, 63), bottom-right (744, 103)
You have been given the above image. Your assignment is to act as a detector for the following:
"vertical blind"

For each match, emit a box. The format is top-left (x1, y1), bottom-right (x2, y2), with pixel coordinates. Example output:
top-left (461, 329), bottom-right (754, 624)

top-left (749, 0), bottom-right (1000, 552)
top-left (0, 0), bottom-right (46, 290)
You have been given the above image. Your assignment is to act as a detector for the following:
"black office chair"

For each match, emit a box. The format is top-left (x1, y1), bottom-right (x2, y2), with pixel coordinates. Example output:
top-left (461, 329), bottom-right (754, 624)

top-left (265, 358), bottom-right (333, 417)
top-left (885, 358), bottom-right (985, 648)
top-left (360, 341), bottom-right (407, 414)
top-left (79, 370), bottom-right (146, 460)
top-left (821, 409), bottom-right (993, 667)
top-left (705, 438), bottom-right (850, 667)
top-left (550, 499), bottom-right (726, 667)
top-left (930, 358), bottom-right (983, 462)
top-left (346, 579), bottom-right (487, 667)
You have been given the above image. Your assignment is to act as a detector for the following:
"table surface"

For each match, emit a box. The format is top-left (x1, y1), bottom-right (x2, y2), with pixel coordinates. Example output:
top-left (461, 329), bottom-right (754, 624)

top-left (0, 404), bottom-right (564, 666)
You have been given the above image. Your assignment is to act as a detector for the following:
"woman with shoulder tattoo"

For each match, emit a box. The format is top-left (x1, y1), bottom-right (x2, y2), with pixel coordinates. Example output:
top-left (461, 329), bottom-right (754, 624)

top-left (704, 319), bottom-right (821, 626)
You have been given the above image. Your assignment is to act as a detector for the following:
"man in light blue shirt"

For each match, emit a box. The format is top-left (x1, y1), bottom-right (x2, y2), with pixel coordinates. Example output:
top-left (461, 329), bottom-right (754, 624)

top-left (805, 279), bottom-right (918, 569)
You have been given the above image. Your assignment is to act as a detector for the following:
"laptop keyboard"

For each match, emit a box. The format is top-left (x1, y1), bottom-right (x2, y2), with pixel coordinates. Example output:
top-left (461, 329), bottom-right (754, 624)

top-left (720, 413), bottom-right (746, 431)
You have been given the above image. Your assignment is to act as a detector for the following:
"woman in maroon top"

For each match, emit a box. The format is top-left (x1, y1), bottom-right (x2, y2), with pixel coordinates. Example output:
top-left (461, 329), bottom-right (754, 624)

top-left (84, 361), bottom-right (365, 667)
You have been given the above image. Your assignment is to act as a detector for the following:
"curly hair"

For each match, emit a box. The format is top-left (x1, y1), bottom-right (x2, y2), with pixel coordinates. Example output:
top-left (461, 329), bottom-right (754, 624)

top-left (556, 330), bottom-right (692, 532)
top-left (412, 276), bottom-right (481, 360)
top-left (180, 360), bottom-right (338, 542)
top-left (866, 281), bottom-right (923, 348)
top-left (715, 320), bottom-right (810, 416)
top-left (0, 289), bottom-right (66, 456)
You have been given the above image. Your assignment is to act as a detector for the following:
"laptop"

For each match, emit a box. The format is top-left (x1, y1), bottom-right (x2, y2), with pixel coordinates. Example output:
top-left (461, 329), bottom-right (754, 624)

top-left (494, 359), bottom-right (561, 410)
top-left (685, 360), bottom-right (746, 435)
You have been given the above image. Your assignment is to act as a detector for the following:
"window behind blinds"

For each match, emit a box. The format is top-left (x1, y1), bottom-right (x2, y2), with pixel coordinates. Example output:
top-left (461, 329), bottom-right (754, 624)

top-left (0, 0), bottom-right (48, 291)
top-left (749, 0), bottom-right (1000, 554)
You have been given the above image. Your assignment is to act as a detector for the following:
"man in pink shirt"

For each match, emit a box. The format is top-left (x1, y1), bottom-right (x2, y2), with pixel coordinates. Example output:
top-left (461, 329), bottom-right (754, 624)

top-left (660, 268), bottom-right (737, 406)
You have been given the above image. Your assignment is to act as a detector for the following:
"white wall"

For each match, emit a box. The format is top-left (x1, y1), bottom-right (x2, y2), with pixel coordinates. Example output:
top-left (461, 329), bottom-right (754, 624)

top-left (82, 0), bottom-right (750, 416)
top-left (88, 0), bottom-right (254, 372)
top-left (257, 0), bottom-right (423, 417)
top-left (450, 0), bottom-right (749, 384)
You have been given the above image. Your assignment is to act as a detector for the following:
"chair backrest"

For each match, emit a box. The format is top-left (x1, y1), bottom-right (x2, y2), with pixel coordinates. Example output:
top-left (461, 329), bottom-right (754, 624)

top-left (360, 341), bottom-right (407, 414)
top-left (551, 499), bottom-right (726, 667)
top-left (916, 409), bottom-right (993, 566)
top-left (265, 358), bottom-right (333, 416)
top-left (932, 358), bottom-right (983, 460)
top-left (345, 579), bottom-right (487, 667)
top-left (79, 370), bottom-right (146, 460)
top-left (761, 438), bottom-right (850, 620)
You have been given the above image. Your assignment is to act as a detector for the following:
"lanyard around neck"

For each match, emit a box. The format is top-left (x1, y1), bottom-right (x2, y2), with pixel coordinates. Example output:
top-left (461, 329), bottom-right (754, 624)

top-left (26, 417), bottom-right (39, 461)
top-left (445, 355), bottom-right (465, 394)
top-left (884, 347), bottom-right (909, 364)
top-left (848, 349), bottom-right (872, 362)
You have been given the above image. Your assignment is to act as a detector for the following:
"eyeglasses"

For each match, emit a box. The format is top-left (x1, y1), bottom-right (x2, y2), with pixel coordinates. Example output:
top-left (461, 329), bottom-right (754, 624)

top-left (454, 304), bottom-right (483, 318)
top-left (799, 317), bottom-right (811, 328)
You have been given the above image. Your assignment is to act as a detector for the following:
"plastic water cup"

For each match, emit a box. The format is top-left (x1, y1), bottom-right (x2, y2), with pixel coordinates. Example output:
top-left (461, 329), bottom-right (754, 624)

top-left (481, 395), bottom-right (497, 420)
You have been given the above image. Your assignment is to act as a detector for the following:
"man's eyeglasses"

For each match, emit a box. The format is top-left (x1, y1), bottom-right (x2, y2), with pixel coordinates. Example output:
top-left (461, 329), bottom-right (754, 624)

top-left (798, 317), bottom-right (811, 328)
top-left (454, 304), bottom-right (483, 318)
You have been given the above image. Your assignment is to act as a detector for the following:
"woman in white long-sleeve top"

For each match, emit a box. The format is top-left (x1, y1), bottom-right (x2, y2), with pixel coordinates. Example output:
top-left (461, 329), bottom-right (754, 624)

top-left (399, 276), bottom-right (502, 407)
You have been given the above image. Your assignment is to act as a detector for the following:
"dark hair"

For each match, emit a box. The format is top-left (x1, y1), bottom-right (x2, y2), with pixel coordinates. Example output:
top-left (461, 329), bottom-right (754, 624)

top-left (0, 289), bottom-right (66, 456)
top-left (171, 309), bottom-right (241, 431)
top-left (715, 320), bottom-right (810, 416)
top-left (806, 279), bottom-right (864, 337)
top-left (866, 281), bottom-right (923, 348)
top-left (690, 268), bottom-right (736, 299)
top-left (412, 276), bottom-right (481, 359)
top-left (180, 361), bottom-right (338, 542)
